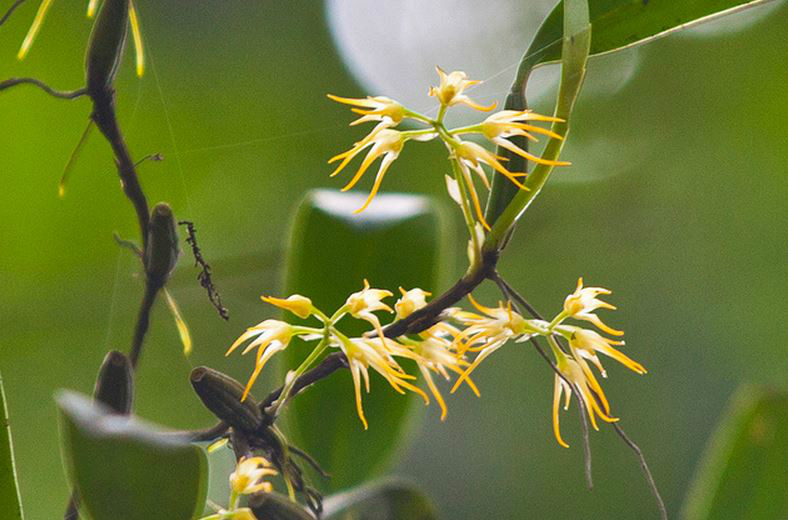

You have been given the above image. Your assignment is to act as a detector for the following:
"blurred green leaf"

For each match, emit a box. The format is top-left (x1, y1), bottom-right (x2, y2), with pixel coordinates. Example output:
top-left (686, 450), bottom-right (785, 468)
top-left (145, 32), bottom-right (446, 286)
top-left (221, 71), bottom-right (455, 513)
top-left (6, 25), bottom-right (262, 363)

top-left (682, 386), bottom-right (788, 520)
top-left (486, 0), bottom-right (591, 244)
top-left (526, 0), bottom-right (770, 71)
top-left (281, 189), bottom-right (446, 491)
top-left (1, 373), bottom-right (24, 520)
top-left (248, 491), bottom-right (315, 520)
top-left (486, 0), bottom-right (770, 227)
top-left (322, 479), bottom-right (438, 520)
top-left (57, 390), bottom-right (208, 520)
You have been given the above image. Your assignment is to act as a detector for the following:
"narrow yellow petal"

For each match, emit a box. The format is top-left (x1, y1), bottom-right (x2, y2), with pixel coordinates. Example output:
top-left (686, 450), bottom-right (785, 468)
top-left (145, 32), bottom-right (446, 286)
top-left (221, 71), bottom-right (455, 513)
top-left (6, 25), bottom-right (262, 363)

top-left (241, 362), bottom-right (265, 401)
top-left (18, 0), bottom-right (54, 60)
top-left (553, 375), bottom-right (570, 448)
top-left (350, 363), bottom-right (368, 429)
top-left (353, 153), bottom-right (395, 214)
top-left (326, 93), bottom-right (376, 108)
top-left (129, 1), bottom-right (145, 77)
top-left (496, 137), bottom-right (570, 167)
top-left (164, 288), bottom-right (192, 356)
top-left (588, 315), bottom-right (625, 337)
top-left (59, 119), bottom-right (94, 198)
top-left (342, 146), bottom-right (382, 193)
top-left (86, 0), bottom-right (99, 17)
top-left (462, 170), bottom-right (490, 231)
top-left (418, 367), bottom-right (446, 419)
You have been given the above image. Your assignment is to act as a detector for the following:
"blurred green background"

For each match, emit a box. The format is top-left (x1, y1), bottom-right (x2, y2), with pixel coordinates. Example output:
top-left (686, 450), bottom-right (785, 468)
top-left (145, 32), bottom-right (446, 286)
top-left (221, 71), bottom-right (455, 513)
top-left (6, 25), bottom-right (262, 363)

top-left (1, 1), bottom-right (786, 518)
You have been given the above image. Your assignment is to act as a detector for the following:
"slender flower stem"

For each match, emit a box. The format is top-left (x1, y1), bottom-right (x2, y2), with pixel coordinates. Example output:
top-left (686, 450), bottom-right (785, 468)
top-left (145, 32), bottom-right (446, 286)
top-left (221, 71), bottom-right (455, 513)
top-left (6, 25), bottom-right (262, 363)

top-left (613, 423), bottom-right (668, 520)
top-left (450, 158), bottom-right (481, 256)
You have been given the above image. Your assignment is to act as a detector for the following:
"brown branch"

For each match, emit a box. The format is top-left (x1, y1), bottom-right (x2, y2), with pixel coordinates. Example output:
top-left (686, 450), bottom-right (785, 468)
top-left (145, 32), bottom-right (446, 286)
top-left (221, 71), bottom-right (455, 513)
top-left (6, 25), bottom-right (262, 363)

top-left (128, 282), bottom-right (160, 369)
top-left (90, 91), bottom-right (150, 243)
top-left (259, 352), bottom-right (348, 416)
top-left (383, 250), bottom-right (499, 338)
top-left (0, 0), bottom-right (25, 26)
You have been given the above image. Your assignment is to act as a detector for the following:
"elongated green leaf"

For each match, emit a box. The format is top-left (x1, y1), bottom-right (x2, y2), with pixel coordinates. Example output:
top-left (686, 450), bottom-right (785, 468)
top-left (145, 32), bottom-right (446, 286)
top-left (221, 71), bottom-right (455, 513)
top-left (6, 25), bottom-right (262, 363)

top-left (485, 0), bottom-right (772, 229)
top-left (57, 391), bottom-right (208, 520)
top-left (1, 373), bottom-right (24, 520)
top-left (682, 386), bottom-right (788, 520)
top-left (486, 0), bottom-right (591, 248)
top-left (528, 0), bottom-right (771, 71)
top-left (281, 190), bottom-right (446, 491)
top-left (323, 479), bottom-right (438, 520)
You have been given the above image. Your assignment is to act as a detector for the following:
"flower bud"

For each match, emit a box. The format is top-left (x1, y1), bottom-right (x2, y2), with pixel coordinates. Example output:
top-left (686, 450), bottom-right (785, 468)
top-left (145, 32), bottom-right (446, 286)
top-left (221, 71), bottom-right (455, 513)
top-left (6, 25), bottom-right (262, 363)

top-left (145, 202), bottom-right (179, 288)
top-left (92, 350), bottom-right (133, 414)
top-left (85, 0), bottom-right (129, 95)
top-left (190, 366), bottom-right (263, 433)
top-left (248, 491), bottom-right (315, 520)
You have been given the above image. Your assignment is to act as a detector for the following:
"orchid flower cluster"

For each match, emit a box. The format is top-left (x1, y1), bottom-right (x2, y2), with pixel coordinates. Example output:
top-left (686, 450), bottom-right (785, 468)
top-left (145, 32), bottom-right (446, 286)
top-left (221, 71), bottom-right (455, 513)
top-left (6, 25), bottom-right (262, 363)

top-left (228, 277), bottom-right (646, 447)
top-left (327, 67), bottom-right (568, 250)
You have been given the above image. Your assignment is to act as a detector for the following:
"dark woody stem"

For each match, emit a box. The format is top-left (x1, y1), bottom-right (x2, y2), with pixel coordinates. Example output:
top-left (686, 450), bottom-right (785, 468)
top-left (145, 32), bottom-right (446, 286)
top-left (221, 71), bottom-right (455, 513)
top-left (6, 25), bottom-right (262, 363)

top-left (0, 77), bottom-right (87, 99)
top-left (0, 0), bottom-right (25, 26)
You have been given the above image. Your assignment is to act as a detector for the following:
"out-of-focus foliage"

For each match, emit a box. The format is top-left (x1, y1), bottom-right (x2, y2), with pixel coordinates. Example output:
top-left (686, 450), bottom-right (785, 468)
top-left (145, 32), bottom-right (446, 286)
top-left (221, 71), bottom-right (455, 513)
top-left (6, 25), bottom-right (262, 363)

top-left (57, 391), bottom-right (208, 520)
top-left (0, 373), bottom-right (24, 520)
top-left (281, 190), bottom-right (446, 491)
top-left (527, 0), bottom-right (773, 70)
top-left (0, 1), bottom-right (786, 518)
top-left (322, 479), bottom-right (438, 520)
top-left (682, 386), bottom-right (788, 520)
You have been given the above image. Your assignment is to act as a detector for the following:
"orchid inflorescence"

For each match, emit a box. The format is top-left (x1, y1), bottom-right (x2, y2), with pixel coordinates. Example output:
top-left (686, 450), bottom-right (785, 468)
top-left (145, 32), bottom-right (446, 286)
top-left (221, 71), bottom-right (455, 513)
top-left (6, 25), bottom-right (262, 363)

top-left (327, 67), bottom-right (569, 235)
top-left (229, 277), bottom-right (646, 447)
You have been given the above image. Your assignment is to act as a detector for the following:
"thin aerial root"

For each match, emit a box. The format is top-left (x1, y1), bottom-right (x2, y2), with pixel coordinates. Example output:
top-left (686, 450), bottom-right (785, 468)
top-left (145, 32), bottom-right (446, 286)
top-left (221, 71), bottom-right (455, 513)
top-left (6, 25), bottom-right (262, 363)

top-left (613, 423), bottom-right (668, 520)
top-left (573, 383), bottom-right (594, 489)
top-left (179, 220), bottom-right (229, 320)
top-left (0, 77), bottom-right (86, 99)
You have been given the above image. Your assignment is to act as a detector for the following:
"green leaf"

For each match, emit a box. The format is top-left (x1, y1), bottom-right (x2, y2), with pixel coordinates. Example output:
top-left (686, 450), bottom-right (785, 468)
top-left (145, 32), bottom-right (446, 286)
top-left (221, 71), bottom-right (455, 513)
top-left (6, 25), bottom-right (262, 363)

top-left (56, 391), bottom-right (208, 520)
top-left (323, 479), bottom-right (438, 520)
top-left (281, 190), bottom-right (446, 491)
top-left (682, 386), bottom-right (788, 520)
top-left (485, 0), bottom-right (770, 230)
top-left (1, 373), bottom-right (24, 520)
top-left (485, 0), bottom-right (591, 248)
top-left (527, 0), bottom-right (771, 71)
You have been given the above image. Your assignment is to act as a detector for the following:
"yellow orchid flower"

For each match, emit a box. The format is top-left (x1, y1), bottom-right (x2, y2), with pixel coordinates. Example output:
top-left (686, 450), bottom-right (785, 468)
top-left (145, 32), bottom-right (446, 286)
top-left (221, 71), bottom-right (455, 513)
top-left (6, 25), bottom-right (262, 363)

top-left (229, 456), bottom-right (277, 496)
top-left (328, 125), bottom-right (407, 213)
top-left (563, 278), bottom-right (624, 336)
top-left (429, 66), bottom-right (496, 112)
top-left (566, 326), bottom-right (646, 377)
top-left (411, 331), bottom-right (479, 420)
top-left (344, 279), bottom-right (393, 342)
top-left (394, 287), bottom-right (431, 319)
top-left (450, 296), bottom-right (532, 393)
top-left (226, 319), bottom-right (295, 400)
top-left (337, 336), bottom-right (428, 429)
top-left (327, 94), bottom-right (406, 126)
top-left (480, 110), bottom-right (570, 167)
top-left (552, 354), bottom-right (618, 448)
top-left (454, 140), bottom-right (528, 192)
top-left (261, 294), bottom-right (314, 320)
